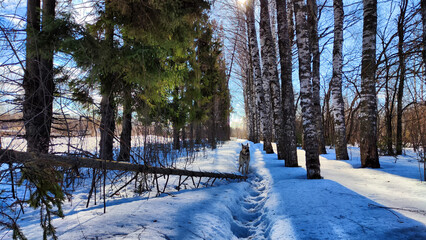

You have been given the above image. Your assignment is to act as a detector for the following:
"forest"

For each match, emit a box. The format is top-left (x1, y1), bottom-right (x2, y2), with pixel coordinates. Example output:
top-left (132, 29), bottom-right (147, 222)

top-left (0, 0), bottom-right (425, 239)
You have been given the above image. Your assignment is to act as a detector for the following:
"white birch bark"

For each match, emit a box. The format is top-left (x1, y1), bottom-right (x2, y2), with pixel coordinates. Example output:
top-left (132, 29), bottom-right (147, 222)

top-left (331, 0), bottom-right (349, 160)
top-left (249, 66), bottom-right (260, 143)
top-left (293, 0), bottom-right (321, 178)
top-left (287, 0), bottom-right (295, 46)
top-left (259, 0), bottom-right (285, 157)
top-left (276, 0), bottom-right (298, 166)
top-left (359, 0), bottom-right (380, 168)
top-left (247, 0), bottom-right (274, 153)
top-left (246, 66), bottom-right (257, 142)
top-left (307, 0), bottom-right (327, 154)
top-left (240, 9), bottom-right (258, 143)
top-left (243, 69), bottom-right (251, 139)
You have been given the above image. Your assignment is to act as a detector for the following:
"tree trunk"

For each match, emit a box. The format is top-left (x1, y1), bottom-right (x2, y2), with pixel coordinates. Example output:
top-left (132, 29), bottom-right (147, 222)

top-left (331, 0), bottom-right (349, 160)
top-left (23, 0), bottom-right (56, 154)
top-left (189, 122), bottom-right (194, 150)
top-left (249, 68), bottom-right (257, 143)
top-left (384, 53), bottom-right (395, 156)
top-left (323, 87), bottom-right (334, 146)
top-left (173, 122), bottom-right (180, 150)
top-left (254, 104), bottom-right (260, 143)
top-left (208, 111), bottom-right (217, 149)
top-left (422, 0), bottom-right (426, 66)
top-left (118, 87), bottom-right (132, 162)
top-left (276, 0), bottom-right (298, 166)
top-left (195, 121), bottom-right (202, 145)
top-left (100, 0), bottom-right (116, 160)
top-left (0, 149), bottom-right (248, 181)
top-left (247, 0), bottom-right (273, 153)
top-left (294, 0), bottom-right (321, 179)
top-left (396, 0), bottom-right (408, 155)
top-left (182, 126), bottom-right (187, 148)
top-left (246, 16), bottom-right (260, 144)
top-left (222, 79), bottom-right (231, 141)
top-left (100, 88), bottom-right (116, 160)
top-left (421, 1), bottom-right (426, 165)
top-left (23, 0), bottom-right (41, 153)
top-left (244, 66), bottom-right (255, 142)
top-left (359, 0), bottom-right (380, 168)
top-left (40, 0), bottom-right (56, 151)
top-left (288, 0), bottom-right (295, 46)
top-left (259, 0), bottom-right (284, 157)
top-left (346, 96), bottom-right (360, 145)
top-left (307, 0), bottom-right (327, 155)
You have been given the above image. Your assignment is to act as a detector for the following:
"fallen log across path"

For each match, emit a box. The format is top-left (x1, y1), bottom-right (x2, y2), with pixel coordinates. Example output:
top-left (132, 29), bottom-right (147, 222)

top-left (0, 149), bottom-right (247, 181)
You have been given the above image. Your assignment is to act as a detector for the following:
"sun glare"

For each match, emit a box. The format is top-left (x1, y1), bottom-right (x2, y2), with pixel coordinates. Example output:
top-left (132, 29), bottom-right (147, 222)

top-left (237, 0), bottom-right (247, 6)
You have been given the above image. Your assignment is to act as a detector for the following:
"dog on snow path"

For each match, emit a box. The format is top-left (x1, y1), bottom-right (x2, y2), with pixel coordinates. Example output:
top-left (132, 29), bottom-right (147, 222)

top-left (239, 143), bottom-right (250, 175)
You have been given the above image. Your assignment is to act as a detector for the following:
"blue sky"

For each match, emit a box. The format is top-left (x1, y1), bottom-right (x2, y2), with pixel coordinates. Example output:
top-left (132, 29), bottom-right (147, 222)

top-left (212, 0), bottom-right (425, 130)
top-left (1, 0), bottom-right (424, 126)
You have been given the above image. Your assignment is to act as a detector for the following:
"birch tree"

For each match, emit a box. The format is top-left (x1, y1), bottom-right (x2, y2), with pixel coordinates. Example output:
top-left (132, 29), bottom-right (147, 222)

top-left (247, 0), bottom-right (273, 153)
top-left (246, 66), bottom-right (258, 142)
top-left (276, 0), bottom-right (298, 166)
top-left (293, 0), bottom-right (322, 178)
top-left (307, 0), bottom-right (327, 154)
top-left (239, 10), bottom-right (257, 143)
top-left (331, 0), bottom-right (349, 160)
top-left (359, 0), bottom-right (380, 168)
top-left (259, 0), bottom-right (285, 157)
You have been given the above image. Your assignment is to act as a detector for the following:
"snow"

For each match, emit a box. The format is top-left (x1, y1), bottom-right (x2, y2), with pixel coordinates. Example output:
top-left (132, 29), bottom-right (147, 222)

top-left (1, 140), bottom-right (426, 239)
top-left (320, 147), bottom-right (426, 225)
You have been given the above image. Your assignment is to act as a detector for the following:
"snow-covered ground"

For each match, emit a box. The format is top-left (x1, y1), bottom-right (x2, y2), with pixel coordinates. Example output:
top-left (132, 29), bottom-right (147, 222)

top-left (1, 140), bottom-right (426, 239)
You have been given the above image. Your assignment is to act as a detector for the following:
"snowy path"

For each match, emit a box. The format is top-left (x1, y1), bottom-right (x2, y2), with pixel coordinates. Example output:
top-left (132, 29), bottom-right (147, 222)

top-left (230, 174), bottom-right (268, 239)
top-left (249, 142), bottom-right (426, 239)
top-left (3, 140), bottom-right (426, 239)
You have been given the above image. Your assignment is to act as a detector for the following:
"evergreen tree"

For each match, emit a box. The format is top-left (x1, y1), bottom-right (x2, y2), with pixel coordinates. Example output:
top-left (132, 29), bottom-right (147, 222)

top-left (23, 0), bottom-right (56, 154)
top-left (99, 0), bottom-right (116, 161)
top-left (21, 1), bottom-right (68, 238)
top-left (196, 19), bottom-right (230, 148)
top-left (118, 83), bottom-right (133, 161)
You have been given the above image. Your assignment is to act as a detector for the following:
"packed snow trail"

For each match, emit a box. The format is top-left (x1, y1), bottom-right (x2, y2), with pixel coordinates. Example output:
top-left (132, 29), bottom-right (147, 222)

top-left (2, 140), bottom-right (426, 239)
top-left (247, 142), bottom-right (426, 239)
top-left (230, 174), bottom-right (269, 239)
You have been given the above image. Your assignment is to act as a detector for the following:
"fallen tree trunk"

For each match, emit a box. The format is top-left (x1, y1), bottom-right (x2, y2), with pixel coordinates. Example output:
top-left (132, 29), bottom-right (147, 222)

top-left (0, 149), bottom-right (247, 180)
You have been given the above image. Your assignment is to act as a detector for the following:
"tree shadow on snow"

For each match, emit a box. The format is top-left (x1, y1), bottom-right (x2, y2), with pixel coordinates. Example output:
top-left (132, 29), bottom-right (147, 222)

top-left (321, 147), bottom-right (424, 180)
top-left (261, 155), bottom-right (426, 240)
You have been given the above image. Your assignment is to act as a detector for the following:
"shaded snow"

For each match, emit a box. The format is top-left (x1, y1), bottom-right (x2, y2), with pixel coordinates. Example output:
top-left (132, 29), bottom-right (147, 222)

top-left (320, 147), bottom-right (426, 225)
top-left (1, 140), bottom-right (426, 239)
